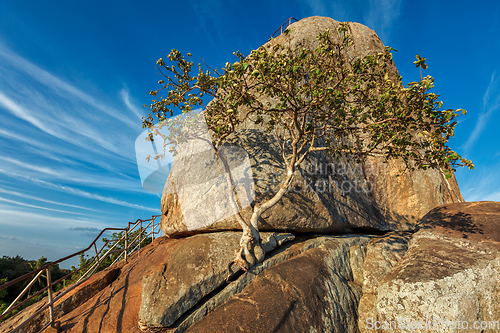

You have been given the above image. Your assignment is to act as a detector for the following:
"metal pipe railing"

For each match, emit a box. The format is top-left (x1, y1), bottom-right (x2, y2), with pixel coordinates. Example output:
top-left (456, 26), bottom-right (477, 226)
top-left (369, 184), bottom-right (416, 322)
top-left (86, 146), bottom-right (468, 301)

top-left (0, 215), bottom-right (161, 333)
top-left (271, 17), bottom-right (298, 39)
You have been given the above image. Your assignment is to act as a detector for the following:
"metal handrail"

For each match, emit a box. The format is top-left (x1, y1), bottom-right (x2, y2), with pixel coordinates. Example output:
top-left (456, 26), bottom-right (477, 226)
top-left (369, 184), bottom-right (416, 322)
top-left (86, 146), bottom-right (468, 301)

top-left (271, 17), bottom-right (298, 39)
top-left (0, 214), bottom-right (162, 332)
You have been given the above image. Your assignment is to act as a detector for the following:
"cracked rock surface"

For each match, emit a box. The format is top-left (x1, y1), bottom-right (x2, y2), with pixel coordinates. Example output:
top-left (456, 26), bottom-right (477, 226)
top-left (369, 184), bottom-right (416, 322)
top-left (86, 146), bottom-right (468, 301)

top-left (358, 201), bottom-right (500, 333)
top-left (17, 202), bottom-right (499, 333)
top-left (184, 235), bottom-right (372, 333)
top-left (138, 231), bottom-right (295, 328)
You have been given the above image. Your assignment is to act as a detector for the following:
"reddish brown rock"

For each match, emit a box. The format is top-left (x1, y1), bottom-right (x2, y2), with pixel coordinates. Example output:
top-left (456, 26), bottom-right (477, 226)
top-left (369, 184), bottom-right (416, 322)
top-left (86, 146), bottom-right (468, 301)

top-left (0, 266), bottom-right (119, 333)
top-left (139, 232), bottom-right (295, 328)
top-left (185, 235), bottom-right (371, 333)
top-left (417, 200), bottom-right (500, 245)
top-left (43, 237), bottom-right (178, 333)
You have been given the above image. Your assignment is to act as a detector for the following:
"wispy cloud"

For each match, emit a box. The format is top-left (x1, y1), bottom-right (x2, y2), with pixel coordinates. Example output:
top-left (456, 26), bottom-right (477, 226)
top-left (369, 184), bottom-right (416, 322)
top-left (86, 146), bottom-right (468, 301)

top-left (306, 0), bottom-right (327, 15)
top-left (69, 227), bottom-right (101, 232)
top-left (0, 236), bottom-right (17, 240)
top-left (17, 176), bottom-right (159, 212)
top-left (0, 186), bottom-right (98, 211)
top-left (0, 89), bottom-right (131, 160)
top-left (0, 47), bottom-right (143, 162)
top-left (363, 0), bottom-right (402, 43)
top-left (23, 242), bottom-right (48, 249)
top-left (0, 161), bottom-right (143, 193)
top-left (0, 44), bottom-right (137, 129)
top-left (120, 88), bottom-right (144, 120)
top-left (457, 164), bottom-right (500, 202)
top-left (0, 206), bottom-right (105, 228)
top-left (301, 0), bottom-right (348, 22)
top-left (0, 91), bottom-right (57, 136)
top-left (68, 226), bottom-right (108, 238)
top-left (463, 71), bottom-right (500, 153)
top-left (54, 186), bottom-right (160, 212)
top-left (301, 0), bottom-right (401, 43)
top-left (0, 156), bottom-right (61, 177)
top-left (0, 196), bottom-right (90, 215)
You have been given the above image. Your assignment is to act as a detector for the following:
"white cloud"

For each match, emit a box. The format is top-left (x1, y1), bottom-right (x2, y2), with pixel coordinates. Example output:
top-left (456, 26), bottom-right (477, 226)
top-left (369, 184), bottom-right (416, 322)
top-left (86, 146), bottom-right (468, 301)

top-left (0, 206), bottom-right (104, 228)
top-left (120, 88), bottom-right (144, 120)
top-left (0, 45), bottom-right (137, 129)
top-left (0, 90), bottom-right (130, 160)
top-left (363, 0), bottom-right (402, 43)
top-left (0, 196), bottom-right (89, 215)
top-left (20, 176), bottom-right (159, 212)
top-left (0, 186), bottom-right (98, 211)
top-left (0, 156), bottom-right (61, 177)
top-left (307, 0), bottom-right (327, 14)
top-left (463, 71), bottom-right (500, 153)
top-left (301, 0), bottom-right (401, 43)
top-left (0, 47), bottom-right (144, 163)
top-left (0, 127), bottom-right (135, 176)
top-left (0, 91), bottom-right (57, 136)
top-left (484, 192), bottom-right (500, 201)
top-left (0, 160), bottom-right (144, 193)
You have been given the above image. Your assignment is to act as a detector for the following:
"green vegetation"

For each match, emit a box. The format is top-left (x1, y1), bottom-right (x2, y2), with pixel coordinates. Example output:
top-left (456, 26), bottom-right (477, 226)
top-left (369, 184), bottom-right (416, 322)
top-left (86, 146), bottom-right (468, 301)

top-left (0, 256), bottom-right (69, 321)
top-left (148, 23), bottom-right (470, 270)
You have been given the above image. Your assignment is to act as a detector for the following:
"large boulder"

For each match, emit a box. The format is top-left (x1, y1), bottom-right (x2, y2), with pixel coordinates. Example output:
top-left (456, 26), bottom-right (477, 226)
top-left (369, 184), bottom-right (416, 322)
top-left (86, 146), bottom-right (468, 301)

top-left (160, 16), bottom-right (462, 238)
top-left (358, 201), bottom-right (500, 333)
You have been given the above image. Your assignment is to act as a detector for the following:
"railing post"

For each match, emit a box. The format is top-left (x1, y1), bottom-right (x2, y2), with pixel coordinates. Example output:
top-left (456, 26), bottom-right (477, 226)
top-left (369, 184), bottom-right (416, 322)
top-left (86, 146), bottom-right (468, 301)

top-left (139, 220), bottom-right (143, 256)
top-left (152, 216), bottom-right (155, 241)
top-left (124, 226), bottom-right (128, 263)
top-left (46, 268), bottom-right (54, 324)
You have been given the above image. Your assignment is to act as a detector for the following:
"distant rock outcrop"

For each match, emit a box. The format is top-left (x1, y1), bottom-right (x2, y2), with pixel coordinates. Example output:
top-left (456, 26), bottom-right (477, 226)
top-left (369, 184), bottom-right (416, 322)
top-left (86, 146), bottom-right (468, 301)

top-left (160, 16), bottom-right (463, 239)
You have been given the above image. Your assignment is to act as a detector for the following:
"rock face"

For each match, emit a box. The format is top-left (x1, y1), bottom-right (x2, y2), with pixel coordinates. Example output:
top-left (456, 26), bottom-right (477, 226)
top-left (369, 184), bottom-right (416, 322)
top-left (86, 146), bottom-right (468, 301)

top-left (10, 202), bottom-right (497, 333)
top-left (160, 16), bottom-right (463, 238)
top-left (138, 231), bottom-right (373, 332)
top-left (139, 231), bottom-right (295, 328)
top-left (139, 202), bottom-right (499, 333)
top-left (358, 201), bottom-right (500, 333)
top-left (185, 235), bottom-right (371, 333)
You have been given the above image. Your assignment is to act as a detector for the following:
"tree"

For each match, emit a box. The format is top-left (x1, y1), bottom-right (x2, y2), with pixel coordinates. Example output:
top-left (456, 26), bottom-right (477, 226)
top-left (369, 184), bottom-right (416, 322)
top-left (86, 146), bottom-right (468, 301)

top-left (0, 256), bottom-right (69, 322)
top-left (27, 257), bottom-right (47, 297)
top-left (143, 23), bottom-right (473, 271)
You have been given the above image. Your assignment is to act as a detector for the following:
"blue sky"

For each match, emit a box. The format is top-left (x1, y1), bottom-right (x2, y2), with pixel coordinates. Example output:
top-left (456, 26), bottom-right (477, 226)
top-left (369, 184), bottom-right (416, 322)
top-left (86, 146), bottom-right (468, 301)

top-left (0, 0), bottom-right (499, 268)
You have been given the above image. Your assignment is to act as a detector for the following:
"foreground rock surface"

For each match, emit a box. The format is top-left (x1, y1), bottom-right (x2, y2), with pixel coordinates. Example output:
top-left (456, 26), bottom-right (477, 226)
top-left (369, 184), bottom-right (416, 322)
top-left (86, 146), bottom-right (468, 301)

top-left (359, 201), bottom-right (500, 333)
top-left (161, 16), bottom-right (463, 238)
top-left (185, 235), bottom-right (371, 333)
top-left (0, 266), bottom-right (120, 333)
top-left (4, 202), bottom-right (495, 333)
top-left (41, 237), bottom-right (175, 333)
top-left (139, 231), bottom-right (296, 328)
